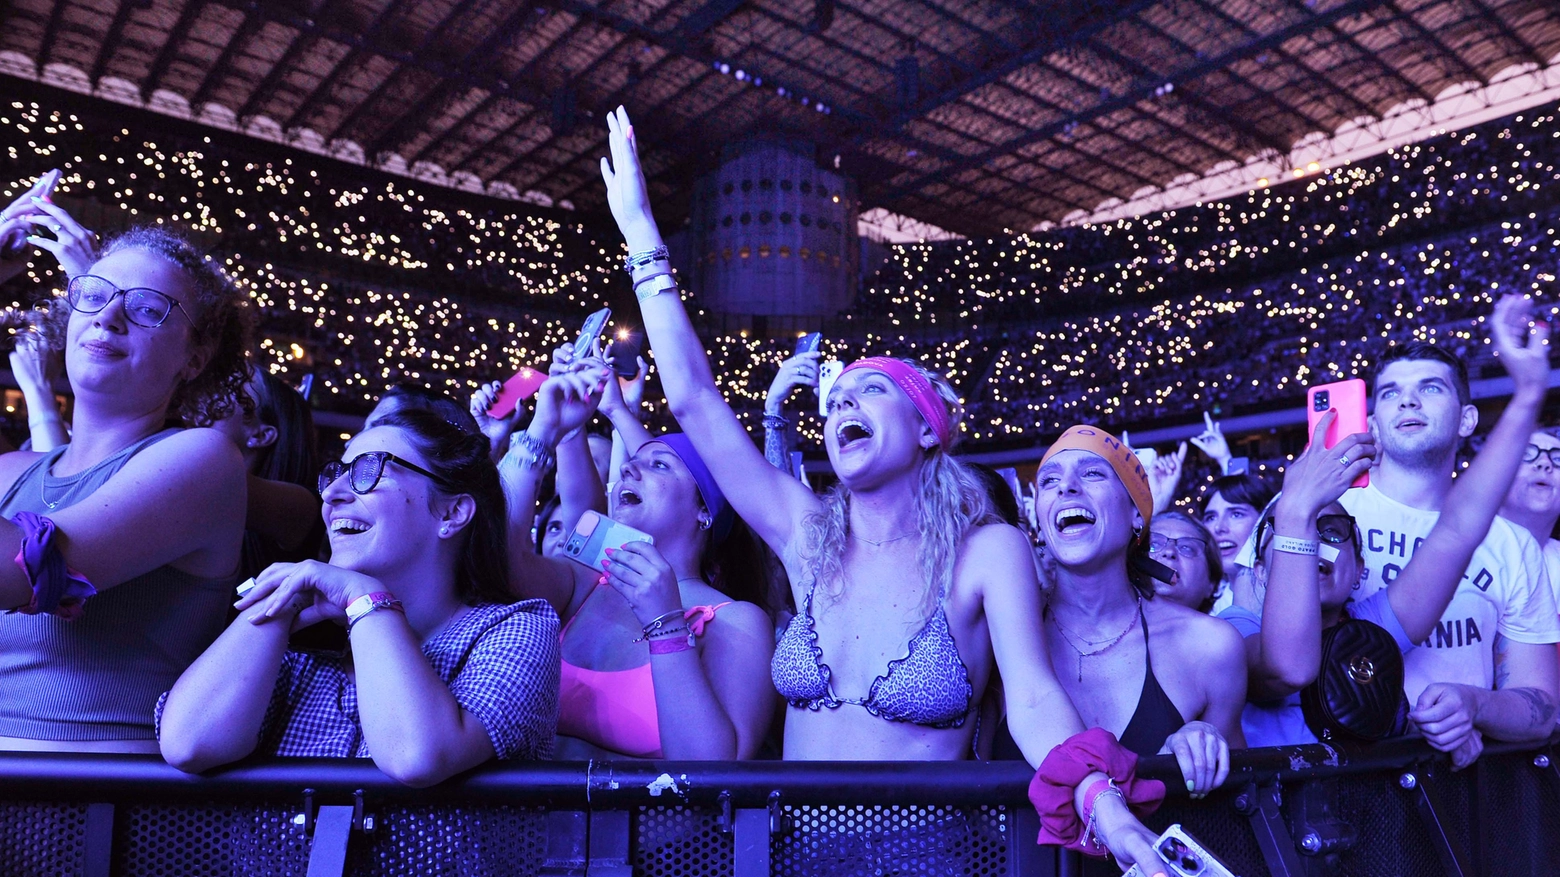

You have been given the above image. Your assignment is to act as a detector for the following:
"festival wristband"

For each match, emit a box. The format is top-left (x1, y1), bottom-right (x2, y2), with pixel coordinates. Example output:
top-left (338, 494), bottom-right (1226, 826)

top-left (345, 591), bottom-right (404, 630)
top-left (1271, 535), bottom-right (1319, 556)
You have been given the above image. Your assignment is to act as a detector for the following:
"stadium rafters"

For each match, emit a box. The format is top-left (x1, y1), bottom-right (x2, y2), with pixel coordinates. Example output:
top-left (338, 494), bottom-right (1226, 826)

top-left (0, 0), bottom-right (1556, 236)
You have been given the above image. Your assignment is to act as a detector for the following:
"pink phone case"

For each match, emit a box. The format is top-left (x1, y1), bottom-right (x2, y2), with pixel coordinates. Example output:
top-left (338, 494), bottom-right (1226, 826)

top-left (487, 367), bottom-right (546, 419)
top-left (1307, 378), bottom-right (1369, 488)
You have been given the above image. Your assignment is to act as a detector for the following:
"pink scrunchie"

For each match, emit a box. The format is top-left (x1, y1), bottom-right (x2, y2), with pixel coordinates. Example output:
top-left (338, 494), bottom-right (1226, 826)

top-left (1029, 727), bottom-right (1166, 856)
top-left (8, 511), bottom-right (96, 619)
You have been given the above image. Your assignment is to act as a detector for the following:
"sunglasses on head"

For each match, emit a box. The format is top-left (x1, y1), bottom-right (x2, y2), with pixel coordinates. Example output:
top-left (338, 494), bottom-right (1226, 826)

top-left (318, 451), bottom-right (440, 496)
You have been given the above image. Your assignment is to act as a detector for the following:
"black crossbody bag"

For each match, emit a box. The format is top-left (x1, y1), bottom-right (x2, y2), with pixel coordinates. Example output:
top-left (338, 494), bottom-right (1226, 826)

top-left (1300, 618), bottom-right (1410, 742)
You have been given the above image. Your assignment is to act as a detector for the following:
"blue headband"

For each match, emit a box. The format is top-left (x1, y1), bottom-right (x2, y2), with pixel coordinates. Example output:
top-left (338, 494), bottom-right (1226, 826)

top-left (648, 433), bottom-right (734, 544)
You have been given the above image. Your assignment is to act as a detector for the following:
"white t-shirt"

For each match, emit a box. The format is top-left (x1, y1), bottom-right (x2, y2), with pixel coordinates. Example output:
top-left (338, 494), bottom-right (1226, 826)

top-left (1544, 539), bottom-right (1560, 612)
top-left (1340, 483), bottom-right (1559, 705)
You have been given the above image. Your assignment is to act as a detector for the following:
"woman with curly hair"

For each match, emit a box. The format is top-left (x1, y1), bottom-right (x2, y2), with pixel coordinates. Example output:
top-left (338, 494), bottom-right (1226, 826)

top-left (598, 107), bottom-right (1169, 873)
top-left (0, 225), bottom-right (252, 752)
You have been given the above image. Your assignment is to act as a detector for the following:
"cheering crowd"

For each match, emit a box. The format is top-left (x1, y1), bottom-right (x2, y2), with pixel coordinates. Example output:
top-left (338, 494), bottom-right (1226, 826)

top-left (0, 103), bottom-right (1557, 875)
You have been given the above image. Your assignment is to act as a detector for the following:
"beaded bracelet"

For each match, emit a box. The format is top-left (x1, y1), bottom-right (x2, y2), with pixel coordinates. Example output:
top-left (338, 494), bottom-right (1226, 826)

top-left (762, 414), bottom-right (789, 430)
top-left (623, 245), bottom-right (670, 273)
top-left (633, 608), bottom-right (686, 642)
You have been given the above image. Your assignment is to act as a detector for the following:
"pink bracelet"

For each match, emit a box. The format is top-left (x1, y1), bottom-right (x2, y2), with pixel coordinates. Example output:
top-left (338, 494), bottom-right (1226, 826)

top-left (648, 631), bottom-right (695, 654)
top-left (345, 591), bottom-right (404, 631)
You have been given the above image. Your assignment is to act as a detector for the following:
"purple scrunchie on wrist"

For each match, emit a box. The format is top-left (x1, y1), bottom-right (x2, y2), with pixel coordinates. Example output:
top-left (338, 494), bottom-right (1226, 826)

top-left (8, 511), bottom-right (95, 619)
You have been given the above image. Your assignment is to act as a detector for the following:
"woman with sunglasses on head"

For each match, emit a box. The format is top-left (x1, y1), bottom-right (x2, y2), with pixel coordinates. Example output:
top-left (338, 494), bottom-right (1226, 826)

top-left (1227, 295), bottom-right (1549, 766)
top-left (496, 356), bottom-right (776, 761)
top-left (159, 409), bottom-right (560, 783)
top-left (598, 107), bottom-right (1169, 871)
top-left (0, 227), bottom-right (251, 752)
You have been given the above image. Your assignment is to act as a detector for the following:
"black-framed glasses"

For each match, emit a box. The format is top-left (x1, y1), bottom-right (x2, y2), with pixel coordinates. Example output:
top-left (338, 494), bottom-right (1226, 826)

top-left (66, 274), bottom-right (194, 329)
top-left (1147, 533), bottom-right (1209, 560)
top-left (1522, 444), bottom-right (1560, 467)
top-left (319, 451), bottom-right (441, 496)
top-left (1257, 512), bottom-right (1359, 553)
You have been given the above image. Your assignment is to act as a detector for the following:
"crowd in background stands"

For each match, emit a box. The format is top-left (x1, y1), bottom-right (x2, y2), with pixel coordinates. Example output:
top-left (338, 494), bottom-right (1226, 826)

top-left (1, 98), bottom-right (1558, 457)
top-left (1, 88), bottom-right (1559, 876)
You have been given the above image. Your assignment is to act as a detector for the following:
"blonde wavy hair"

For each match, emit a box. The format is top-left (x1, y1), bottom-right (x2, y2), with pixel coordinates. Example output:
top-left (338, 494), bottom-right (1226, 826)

top-left (799, 358), bottom-right (998, 621)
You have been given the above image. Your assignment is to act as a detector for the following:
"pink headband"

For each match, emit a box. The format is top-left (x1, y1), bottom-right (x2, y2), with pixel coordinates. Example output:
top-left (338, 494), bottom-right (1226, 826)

top-left (840, 357), bottom-right (953, 449)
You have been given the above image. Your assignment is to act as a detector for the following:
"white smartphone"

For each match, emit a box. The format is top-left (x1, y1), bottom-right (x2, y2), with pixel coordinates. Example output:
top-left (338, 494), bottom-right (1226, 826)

top-left (1124, 825), bottom-right (1239, 877)
top-left (562, 510), bottom-right (654, 570)
top-left (817, 359), bottom-right (844, 416)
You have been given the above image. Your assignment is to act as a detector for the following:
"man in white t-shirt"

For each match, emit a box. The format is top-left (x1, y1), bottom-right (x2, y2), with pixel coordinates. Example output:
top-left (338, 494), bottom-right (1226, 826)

top-left (1499, 428), bottom-right (1560, 614)
top-left (1341, 342), bottom-right (1559, 758)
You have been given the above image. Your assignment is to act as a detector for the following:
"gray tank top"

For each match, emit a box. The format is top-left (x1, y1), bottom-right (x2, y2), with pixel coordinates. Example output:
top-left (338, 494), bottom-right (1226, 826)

top-left (0, 429), bottom-right (235, 741)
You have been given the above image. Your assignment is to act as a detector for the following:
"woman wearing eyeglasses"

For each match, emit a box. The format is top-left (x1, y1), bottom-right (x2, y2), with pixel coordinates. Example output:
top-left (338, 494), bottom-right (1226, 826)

top-left (1227, 295), bottom-right (1548, 764)
top-left (0, 227), bottom-right (252, 752)
top-left (1144, 512), bottom-right (1224, 612)
top-left (159, 409), bottom-right (560, 784)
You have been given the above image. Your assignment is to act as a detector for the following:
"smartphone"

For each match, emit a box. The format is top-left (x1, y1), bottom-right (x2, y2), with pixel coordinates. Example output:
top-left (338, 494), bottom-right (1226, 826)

top-left (562, 510), bottom-right (654, 571)
top-left (1307, 378), bottom-right (1370, 489)
top-left (486, 366), bottom-right (547, 419)
top-left (607, 330), bottom-right (643, 379)
top-left (573, 307), bottom-right (612, 358)
top-left (1, 170), bottom-right (61, 258)
top-left (817, 359), bottom-right (844, 416)
top-left (297, 373), bottom-right (315, 400)
top-left (794, 332), bottom-right (822, 356)
top-left (1123, 825), bottom-right (1238, 877)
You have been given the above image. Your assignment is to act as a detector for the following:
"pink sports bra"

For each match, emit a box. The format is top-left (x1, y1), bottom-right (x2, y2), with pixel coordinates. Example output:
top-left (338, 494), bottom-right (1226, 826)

top-left (556, 584), bottom-right (729, 758)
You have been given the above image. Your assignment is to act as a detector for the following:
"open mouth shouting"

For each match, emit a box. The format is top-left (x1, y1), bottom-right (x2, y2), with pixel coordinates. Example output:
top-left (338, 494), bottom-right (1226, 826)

top-left (615, 484), bottom-right (644, 507)
top-left (835, 416), bottom-right (875, 450)
top-left (1053, 506), bottom-right (1097, 536)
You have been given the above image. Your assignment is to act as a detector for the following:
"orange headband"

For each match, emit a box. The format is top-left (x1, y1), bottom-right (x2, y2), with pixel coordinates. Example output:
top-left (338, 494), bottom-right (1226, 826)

top-left (1040, 425), bottom-right (1154, 530)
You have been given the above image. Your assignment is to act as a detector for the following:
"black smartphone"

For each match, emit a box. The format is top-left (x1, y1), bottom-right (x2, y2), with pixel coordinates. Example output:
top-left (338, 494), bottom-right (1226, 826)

top-left (794, 332), bottom-right (822, 356)
top-left (608, 330), bottom-right (643, 379)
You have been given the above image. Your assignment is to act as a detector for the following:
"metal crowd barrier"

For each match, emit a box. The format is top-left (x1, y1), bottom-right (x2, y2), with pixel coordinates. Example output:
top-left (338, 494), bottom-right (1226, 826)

top-left (1, 733), bottom-right (1556, 877)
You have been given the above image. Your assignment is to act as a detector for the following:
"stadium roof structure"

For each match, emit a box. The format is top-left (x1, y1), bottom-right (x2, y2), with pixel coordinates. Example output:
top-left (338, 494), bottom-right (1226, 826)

top-left (2, 0), bottom-right (1559, 237)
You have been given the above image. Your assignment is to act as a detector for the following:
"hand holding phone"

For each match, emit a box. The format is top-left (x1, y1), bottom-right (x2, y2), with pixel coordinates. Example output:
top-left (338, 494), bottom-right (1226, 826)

top-left (1306, 379), bottom-right (1370, 489)
top-left (486, 367), bottom-right (547, 419)
top-left (817, 360), bottom-right (844, 416)
top-left (574, 307), bottom-right (612, 358)
top-left (562, 510), bottom-right (654, 571)
top-left (1123, 825), bottom-right (1238, 877)
top-left (607, 329), bottom-right (643, 379)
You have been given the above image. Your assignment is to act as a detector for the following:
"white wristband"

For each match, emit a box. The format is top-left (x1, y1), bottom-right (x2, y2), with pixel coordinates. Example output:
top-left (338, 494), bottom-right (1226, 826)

top-left (1272, 535), bottom-right (1320, 556)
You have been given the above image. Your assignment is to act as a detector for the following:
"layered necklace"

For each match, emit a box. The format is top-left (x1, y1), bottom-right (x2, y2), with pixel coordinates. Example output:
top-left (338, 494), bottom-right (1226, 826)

top-left (1047, 596), bottom-right (1143, 682)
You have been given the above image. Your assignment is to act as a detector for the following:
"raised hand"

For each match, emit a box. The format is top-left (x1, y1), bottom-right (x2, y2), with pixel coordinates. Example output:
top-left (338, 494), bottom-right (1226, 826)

top-left (599, 106), bottom-right (657, 240)
top-left (469, 380), bottom-right (523, 460)
top-left (766, 351), bottom-right (821, 415)
top-left (1489, 294), bottom-right (1551, 399)
top-left (1189, 411), bottom-right (1232, 472)
top-left (24, 198), bottom-right (97, 278)
top-left (602, 355), bottom-right (648, 418)
top-left (1146, 442), bottom-right (1187, 514)
top-left (1280, 410), bottom-right (1375, 517)
top-left (531, 360), bottom-right (611, 445)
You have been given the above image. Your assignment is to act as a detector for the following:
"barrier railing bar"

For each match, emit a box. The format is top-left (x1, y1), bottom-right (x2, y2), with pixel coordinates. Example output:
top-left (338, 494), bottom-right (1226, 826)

top-left (0, 734), bottom-right (1552, 806)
